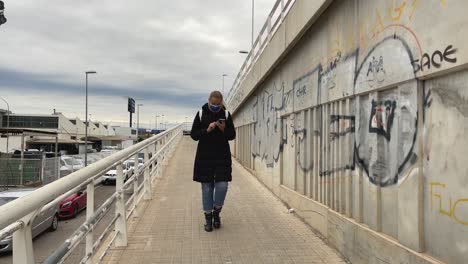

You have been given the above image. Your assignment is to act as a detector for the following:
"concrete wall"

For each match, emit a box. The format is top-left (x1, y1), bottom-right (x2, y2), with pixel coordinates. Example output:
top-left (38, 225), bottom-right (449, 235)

top-left (229, 1), bottom-right (468, 263)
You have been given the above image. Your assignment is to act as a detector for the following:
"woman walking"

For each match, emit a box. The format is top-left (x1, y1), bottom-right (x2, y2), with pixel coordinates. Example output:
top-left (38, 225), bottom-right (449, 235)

top-left (190, 91), bottom-right (236, 232)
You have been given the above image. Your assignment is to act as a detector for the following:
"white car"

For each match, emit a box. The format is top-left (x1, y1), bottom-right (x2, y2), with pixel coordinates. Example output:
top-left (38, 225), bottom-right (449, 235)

top-left (102, 165), bottom-right (126, 185)
top-left (101, 159), bottom-right (144, 185)
top-left (61, 156), bottom-right (85, 171)
top-left (124, 159), bottom-right (144, 171)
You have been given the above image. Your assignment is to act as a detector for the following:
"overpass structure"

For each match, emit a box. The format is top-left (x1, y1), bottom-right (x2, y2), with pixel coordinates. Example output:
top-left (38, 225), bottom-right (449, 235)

top-left (227, 0), bottom-right (468, 264)
top-left (0, 0), bottom-right (466, 263)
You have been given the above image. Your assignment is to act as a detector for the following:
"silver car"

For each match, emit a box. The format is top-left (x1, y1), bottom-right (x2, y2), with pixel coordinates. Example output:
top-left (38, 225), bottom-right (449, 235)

top-left (0, 188), bottom-right (59, 253)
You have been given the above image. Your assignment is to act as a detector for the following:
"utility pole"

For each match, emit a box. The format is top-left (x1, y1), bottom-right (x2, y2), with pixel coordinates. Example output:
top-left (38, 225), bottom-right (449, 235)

top-left (155, 115), bottom-right (160, 130)
top-left (252, 0), bottom-right (255, 48)
top-left (0, 97), bottom-right (10, 153)
top-left (85, 71), bottom-right (97, 166)
top-left (222, 74), bottom-right (228, 95)
top-left (137, 104), bottom-right (143, 140)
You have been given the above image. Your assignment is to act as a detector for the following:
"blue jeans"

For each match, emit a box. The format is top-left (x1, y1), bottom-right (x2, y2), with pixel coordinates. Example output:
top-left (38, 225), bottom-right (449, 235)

top-left (201, 181), bottom-right (229, 212)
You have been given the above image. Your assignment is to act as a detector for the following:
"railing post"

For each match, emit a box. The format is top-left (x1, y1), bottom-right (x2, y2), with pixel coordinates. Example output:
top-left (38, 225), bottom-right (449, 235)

top-left (115, 163), bottom-right (128, 247)
top-left (144, 147), bottom-right (152, 200)
top-left (85, 179), bottom-right (95, 264)
top-left (132, 154), bottom-right (139, 218)
top-left (156, 156), bottom-right (162, 177)
top-left (153, 140), bottom-right (159, 178)
top-left (13, 213), bottom-right (36, 264)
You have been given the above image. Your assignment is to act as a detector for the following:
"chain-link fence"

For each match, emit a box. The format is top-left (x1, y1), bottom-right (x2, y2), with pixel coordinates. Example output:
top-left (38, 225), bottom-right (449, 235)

top-left (0, 151), bottom-right (115, 189)
top-left (0, 159), bottom-right (43, 188)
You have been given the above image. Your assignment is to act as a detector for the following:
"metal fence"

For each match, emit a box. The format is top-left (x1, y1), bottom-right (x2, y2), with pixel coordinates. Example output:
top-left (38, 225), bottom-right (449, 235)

top-left (0, 159), bottom-right (42, 188)
top-left (0, 152), bottom-right (115, 188)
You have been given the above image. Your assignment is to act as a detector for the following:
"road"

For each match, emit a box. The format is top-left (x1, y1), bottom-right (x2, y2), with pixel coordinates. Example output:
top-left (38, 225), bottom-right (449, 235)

top-left (0, 183), bottom-right (119, 264)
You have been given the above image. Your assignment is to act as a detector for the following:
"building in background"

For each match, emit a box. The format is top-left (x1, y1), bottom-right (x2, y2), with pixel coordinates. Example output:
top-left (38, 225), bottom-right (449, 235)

top-left (0, 110), bottom-right (136, 154)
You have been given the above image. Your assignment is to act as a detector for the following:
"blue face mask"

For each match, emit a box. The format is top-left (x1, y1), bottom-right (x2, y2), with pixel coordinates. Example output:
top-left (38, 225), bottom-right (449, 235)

top-left (209, 104), bottom-right (221, 112)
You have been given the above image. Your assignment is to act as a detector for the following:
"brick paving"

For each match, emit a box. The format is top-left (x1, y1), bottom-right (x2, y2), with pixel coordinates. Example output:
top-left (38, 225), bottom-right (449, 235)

top-left (102, 136), bottom-right (346, 264)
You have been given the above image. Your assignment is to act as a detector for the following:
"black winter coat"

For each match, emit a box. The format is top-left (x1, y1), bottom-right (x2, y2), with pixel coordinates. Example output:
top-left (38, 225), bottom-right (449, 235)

top-left (191, 103), bottom-right (236, 183)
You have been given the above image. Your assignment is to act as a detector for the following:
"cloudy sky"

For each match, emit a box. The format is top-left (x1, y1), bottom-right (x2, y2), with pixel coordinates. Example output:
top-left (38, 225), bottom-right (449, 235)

top-left (0, 0), bottom-right (273, 127)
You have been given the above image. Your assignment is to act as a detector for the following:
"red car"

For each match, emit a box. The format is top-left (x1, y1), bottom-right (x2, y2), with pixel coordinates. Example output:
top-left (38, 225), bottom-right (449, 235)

top-left (59, 190), bottom-right (87, 218)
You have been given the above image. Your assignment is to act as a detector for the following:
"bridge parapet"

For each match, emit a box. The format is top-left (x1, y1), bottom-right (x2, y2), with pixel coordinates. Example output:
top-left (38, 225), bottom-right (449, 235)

top-left (228, 1), bottom-right (468, 263)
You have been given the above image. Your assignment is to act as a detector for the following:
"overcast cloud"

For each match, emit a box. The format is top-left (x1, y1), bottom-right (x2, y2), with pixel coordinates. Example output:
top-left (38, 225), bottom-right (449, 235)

top-left (0, 0), bottom-right (272, 127)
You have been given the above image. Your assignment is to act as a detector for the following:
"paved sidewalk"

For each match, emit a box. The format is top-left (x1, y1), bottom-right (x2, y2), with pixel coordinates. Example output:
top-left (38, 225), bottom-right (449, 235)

top-left (102, 136), bottom-right (346, 264)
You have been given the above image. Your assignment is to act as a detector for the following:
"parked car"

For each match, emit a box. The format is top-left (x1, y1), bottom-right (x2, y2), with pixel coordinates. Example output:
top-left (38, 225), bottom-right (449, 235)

top-left (0, 188), bottom-right (59, 253)
top-left (124, 159), bottom-right (144, 172)
top-left (102, 164), bottom-right (130, 185)
top-left (59, 190), bottom-right (87, 218)
top-left (102, 159), bottom-right (143, 185)
top-left (61, 156), bottom-right (85, 171)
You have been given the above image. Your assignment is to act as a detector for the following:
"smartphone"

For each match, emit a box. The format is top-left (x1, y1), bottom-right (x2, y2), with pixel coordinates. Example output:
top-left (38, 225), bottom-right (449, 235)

top-left (217, 118), bottom-right (226, 123)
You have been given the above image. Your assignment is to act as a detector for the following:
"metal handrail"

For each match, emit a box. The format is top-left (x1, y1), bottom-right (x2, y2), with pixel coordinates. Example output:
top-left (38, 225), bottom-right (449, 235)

top-left (47, 128), bottom-right (182, 264)
top-left (226, 0), bottom-right (296, 108)
top-left (0, 124), bottom-right (184, 264)
top-left (0, 125), bottom-right (180, 229)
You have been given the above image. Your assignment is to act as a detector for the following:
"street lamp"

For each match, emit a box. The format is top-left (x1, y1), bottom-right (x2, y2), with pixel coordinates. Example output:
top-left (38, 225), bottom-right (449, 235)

top-left (155, 115), bottom-right (161, 130)
top-left (0, 97), bottom-right (10, 153)
top-left (222, 74), bottom-right (228, 95)
top-left (238, 1), bottom-right (254, 54)
top-left (137, 104), bottom-right (143, 139)
top-left (251, 0), bottom-right (255, 48)
top-left (85, 71), bottom-right (97, 166)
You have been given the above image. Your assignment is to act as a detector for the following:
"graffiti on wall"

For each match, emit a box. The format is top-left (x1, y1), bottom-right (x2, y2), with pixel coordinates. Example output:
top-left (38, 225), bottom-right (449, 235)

top-left (412, 45), bottom-right (458, 73)
top-left (241, 0), bottom-right (459, 188)
top-left (330, 115), bottom-right (355, 140)
top-left (251, 81), bottom-right (291, 168)
top-left (369, 100), bottom-right (397, 141)
top-left (365, 56), bottom-right (387, 88)
top-left (430, 182), bottom-right (468, 226)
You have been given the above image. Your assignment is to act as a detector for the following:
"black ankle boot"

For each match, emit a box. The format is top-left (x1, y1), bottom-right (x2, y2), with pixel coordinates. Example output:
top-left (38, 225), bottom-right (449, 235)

top-left (204, 212), bottom-right (213, 232)
top-left (213, 207), bottom-right (222, 229)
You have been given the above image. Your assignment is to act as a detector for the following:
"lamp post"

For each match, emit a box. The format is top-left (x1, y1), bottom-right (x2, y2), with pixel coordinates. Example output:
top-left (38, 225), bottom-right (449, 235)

top-left (161, 114), bottom-right (165, 130)
top-left (155, 115), bottom-right (160, 130)
top-left (137, 104), bottom-right (143, 140)
top-left (238, 1), bottom-right (254, 54)
top-left (0, 97), bottom-right (9, 153)
top-left (85, 71), bottom-right (97, 166)
top-left (251, 0), bottom-right (254, 48)
top-left (222, 74), bottom-right (228, 95)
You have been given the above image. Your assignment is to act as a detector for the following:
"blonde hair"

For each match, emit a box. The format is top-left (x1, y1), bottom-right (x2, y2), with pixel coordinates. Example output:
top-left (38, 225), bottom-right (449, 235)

top-left (209, 90), bottom-right (226, 109)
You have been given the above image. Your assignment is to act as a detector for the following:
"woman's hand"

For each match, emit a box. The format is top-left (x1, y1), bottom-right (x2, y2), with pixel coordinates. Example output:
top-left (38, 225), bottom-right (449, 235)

top-left (216, 120), bottom-right (225, 132)
top-left (207, 122), bottom-right (217, 133)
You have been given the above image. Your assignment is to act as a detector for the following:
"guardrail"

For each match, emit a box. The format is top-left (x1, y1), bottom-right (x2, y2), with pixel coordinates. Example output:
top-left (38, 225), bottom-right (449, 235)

top-left (226, 0), bottom-right (296, 107)
top-left (0, 124), bottom-right (183, 264)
